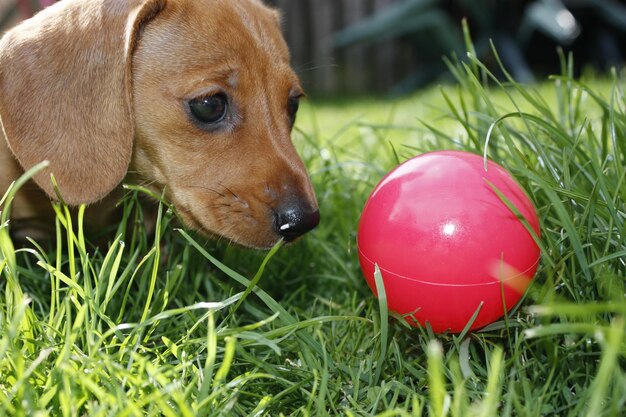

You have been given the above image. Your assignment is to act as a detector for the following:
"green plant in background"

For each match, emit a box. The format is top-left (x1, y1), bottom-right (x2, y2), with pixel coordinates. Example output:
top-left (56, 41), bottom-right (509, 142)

top-left (334, 0), bottom-right (626, 94)
top-left (1, 39), bottom-right (625, 416)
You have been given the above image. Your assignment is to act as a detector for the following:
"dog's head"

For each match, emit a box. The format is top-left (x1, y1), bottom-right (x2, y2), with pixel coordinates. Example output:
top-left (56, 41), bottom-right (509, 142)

top-left (0, 0), bottom-right (319, 248)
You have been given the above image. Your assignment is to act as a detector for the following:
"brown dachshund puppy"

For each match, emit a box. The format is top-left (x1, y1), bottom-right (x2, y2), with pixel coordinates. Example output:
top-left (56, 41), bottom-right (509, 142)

top-left (0, 0), bottom-right (319, 248)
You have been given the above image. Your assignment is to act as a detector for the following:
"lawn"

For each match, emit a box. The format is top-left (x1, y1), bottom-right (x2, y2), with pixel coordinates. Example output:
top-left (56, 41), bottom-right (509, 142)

top-left (1, 52), bottom-right (625, 416)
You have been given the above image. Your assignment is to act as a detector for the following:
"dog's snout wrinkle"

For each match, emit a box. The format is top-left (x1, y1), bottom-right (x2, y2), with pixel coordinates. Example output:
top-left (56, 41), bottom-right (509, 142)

top-left (273, 199), bottom-right (320, 242)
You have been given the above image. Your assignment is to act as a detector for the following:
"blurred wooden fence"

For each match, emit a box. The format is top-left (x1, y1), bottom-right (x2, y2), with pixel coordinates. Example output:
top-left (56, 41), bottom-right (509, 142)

top-left (269, 0), bottom-right (413, 95)
top-left (0, 0), bottom-right (411, 95)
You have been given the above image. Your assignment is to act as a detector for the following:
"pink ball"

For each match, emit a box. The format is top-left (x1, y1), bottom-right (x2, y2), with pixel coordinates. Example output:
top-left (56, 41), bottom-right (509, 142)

top-left (357, 150), bottom-right (540, 333)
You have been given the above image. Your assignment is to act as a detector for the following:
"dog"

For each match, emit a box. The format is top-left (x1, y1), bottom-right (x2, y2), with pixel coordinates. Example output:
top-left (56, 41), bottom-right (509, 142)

top-left (0, 0), bottom-right (319, 249)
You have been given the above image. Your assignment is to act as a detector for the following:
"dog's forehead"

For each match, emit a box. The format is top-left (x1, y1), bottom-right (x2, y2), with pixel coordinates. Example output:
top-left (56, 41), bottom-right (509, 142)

top-left (134, 0), bottom-right (299, 94)
top-left (185, 0), bottom-right (289, 60)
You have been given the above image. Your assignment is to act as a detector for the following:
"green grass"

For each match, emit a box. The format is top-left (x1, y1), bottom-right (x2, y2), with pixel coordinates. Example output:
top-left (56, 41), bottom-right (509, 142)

top-left (1, 50), bottom-right (625, 416)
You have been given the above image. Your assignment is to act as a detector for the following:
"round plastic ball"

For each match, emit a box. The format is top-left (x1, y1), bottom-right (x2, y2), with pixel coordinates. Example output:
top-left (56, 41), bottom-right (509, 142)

top-left (357, 150), bottom-right (540, 333)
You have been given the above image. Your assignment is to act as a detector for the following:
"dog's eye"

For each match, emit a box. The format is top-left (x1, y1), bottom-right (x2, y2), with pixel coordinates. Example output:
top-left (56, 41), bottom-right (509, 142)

top-left (189, 93), bottom-right (228, 124)
top-left (288, 96), bottom-right (300, 125)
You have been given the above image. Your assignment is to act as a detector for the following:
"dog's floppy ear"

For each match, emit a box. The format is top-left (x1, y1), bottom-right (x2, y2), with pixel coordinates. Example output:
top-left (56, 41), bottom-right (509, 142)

top-left (0, 0), bottom-right (166, 205)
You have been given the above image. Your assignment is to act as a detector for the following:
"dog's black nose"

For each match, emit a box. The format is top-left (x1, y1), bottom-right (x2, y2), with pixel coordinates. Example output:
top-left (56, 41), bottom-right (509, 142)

top-left (273, 201), bottom-right (320, 242)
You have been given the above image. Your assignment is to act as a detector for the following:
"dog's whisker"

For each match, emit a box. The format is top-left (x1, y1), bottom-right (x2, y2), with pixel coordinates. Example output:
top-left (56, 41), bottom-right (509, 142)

top-left (216, 182), bottom-right (240, 199)
top-left (185, 185), bottom-right (227, 198)
top-left (294, 61), bottom-right (339, 74)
